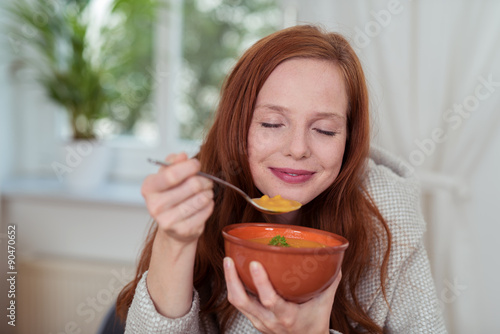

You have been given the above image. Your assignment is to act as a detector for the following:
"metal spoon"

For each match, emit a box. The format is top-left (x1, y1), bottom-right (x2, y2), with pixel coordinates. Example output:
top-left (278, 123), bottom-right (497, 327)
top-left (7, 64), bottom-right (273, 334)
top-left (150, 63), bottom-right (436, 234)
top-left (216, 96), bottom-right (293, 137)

top-left (147, 158), bottom-right (300, 214)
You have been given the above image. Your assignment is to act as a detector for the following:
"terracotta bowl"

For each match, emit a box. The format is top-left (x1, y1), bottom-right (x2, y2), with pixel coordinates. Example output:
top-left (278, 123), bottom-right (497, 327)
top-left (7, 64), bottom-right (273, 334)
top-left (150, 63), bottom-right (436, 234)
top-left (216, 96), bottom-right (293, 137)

top-left (222, 223), bottom-right (349, 303)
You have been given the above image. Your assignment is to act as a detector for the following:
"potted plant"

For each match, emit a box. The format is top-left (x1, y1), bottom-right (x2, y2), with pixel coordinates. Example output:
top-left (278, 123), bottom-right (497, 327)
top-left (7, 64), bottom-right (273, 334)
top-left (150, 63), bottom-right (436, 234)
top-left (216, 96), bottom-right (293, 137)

top-left (5, 0), bottom-right (157, 189)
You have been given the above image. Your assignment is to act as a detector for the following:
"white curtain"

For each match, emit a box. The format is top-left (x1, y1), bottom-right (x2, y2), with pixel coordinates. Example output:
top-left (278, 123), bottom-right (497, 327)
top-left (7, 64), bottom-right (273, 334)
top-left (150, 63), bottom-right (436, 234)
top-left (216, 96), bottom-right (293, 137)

top-left (292, 0), bottom-right (500, 332)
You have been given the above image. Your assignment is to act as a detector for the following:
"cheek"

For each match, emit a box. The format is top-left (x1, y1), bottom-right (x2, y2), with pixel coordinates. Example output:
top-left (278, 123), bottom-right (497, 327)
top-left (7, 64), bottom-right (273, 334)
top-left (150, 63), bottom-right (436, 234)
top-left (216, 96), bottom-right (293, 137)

top-left (247, 128), bottom-right (263, 170)
top-left (248, 128), bottom-right (274, 153)
top-left (319, 144), bottom-right (345, 177)
top-left (248, 127), bottom-right (280, 160)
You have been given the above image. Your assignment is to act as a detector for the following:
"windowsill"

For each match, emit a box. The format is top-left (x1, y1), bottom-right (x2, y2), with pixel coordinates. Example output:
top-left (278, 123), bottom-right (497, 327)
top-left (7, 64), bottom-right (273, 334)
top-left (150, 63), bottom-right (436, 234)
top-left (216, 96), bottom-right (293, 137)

top-left (1, 177), bottom-right (146, 207)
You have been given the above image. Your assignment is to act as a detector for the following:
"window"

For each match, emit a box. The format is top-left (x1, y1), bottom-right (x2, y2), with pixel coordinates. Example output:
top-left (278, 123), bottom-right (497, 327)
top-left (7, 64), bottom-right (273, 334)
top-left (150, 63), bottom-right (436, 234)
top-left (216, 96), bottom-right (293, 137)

top-left (180, 0), bottom-right (282, 140)
top-left (6, 0), bottom-right (284, 182)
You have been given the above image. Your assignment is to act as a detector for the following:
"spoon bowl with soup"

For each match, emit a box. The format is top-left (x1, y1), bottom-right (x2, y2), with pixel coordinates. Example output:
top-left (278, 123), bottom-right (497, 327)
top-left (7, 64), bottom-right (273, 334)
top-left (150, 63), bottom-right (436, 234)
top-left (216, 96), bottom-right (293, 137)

top-left (148, 159), bottom-right (301, 214)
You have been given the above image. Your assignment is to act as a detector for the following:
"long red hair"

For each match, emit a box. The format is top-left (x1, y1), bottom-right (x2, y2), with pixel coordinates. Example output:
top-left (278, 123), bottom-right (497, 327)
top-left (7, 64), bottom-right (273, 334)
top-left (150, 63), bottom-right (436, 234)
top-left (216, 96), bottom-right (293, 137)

top-left (117, 25), bottom-right (391, 333)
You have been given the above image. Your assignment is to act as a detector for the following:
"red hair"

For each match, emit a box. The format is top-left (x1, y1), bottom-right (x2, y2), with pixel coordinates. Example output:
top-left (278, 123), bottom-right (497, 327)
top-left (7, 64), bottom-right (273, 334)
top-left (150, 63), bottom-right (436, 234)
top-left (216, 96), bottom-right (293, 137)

top-left (117, 25), bottom-right (391, 333)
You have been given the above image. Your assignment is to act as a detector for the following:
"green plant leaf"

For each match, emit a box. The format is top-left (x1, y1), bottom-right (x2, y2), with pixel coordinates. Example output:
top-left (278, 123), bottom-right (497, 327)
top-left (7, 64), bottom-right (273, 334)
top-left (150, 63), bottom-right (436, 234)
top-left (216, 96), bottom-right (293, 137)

top-left (3, 0), bottom-right (158, 140)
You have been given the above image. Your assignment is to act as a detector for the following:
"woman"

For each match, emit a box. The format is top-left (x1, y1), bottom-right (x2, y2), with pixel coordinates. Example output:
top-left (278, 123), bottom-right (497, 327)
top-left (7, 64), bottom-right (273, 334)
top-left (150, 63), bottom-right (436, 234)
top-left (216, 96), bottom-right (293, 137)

top-left (117, 25), bottom-right (446, 333)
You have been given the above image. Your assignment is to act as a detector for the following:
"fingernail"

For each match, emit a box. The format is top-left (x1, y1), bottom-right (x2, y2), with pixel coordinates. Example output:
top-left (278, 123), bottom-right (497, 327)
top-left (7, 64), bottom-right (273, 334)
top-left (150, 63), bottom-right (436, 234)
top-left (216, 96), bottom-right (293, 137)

top-left (165, 154), bottom-right (176, 164)
top-left (224, 257), bottom-right (232, 269)
top-left (250, 261), bottom-right (259, 274)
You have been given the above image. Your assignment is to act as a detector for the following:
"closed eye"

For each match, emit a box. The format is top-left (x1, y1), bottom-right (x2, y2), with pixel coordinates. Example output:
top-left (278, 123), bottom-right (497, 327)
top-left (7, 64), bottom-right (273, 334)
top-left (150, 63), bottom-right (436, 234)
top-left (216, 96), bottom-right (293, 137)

top-left (314, 128), bottom-right (336, 136)
top-left (261, 123), bottom-right (283, 128)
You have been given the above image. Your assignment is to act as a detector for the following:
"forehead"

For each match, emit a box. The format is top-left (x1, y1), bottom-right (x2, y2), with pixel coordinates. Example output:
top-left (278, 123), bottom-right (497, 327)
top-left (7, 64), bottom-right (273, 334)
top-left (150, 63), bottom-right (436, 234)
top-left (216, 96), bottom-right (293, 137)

top-left (255, 58), bottom-right (348, 117)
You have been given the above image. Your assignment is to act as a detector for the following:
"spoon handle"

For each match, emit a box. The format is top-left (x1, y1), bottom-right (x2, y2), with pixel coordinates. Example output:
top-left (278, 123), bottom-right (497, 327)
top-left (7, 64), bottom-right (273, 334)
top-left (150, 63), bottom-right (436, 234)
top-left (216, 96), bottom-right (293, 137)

top-left (147, 159), bottom-right (252, 202)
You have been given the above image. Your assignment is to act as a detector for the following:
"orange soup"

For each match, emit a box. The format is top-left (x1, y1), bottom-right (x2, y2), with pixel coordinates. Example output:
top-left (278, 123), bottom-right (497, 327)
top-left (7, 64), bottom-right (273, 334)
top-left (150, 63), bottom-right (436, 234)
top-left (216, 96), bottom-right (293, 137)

top-left (252, 195), bottom-right (302, 213)
top-left (250, 237), bottom-right (326, 248)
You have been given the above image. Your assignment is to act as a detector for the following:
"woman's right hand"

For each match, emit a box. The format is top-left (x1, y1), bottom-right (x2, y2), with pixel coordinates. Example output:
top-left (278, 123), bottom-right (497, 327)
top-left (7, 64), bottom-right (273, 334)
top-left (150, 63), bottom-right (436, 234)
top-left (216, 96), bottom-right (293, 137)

top-left (143, 152), bottom-right (214, 318)
top-left (141, 152), bottom-right (214, 244)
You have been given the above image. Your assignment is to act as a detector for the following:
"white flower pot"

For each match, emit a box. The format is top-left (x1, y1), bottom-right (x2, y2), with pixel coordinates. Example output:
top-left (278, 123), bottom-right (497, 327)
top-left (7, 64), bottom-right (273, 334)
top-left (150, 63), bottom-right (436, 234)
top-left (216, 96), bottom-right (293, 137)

top-left (53, 140), bottom-right (111, 191)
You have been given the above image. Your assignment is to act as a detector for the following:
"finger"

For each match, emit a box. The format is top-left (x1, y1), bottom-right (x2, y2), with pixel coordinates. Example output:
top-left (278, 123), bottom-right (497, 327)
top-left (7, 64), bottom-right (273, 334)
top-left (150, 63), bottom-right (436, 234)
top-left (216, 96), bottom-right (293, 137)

top-left (317, 270), bottom-right (342, 303)
top-left (155, 189), bottom-right (214, 230)
top-left (300, 269), bottom-right (341, 326)
top-left (249, 261), bottom-right (286, 314)
top-left (146, 176), bottom-right (213, 218)
top-left (143, 158), bottom-right (201, 194)
top-left (160, 197), bottom-right (214, 242)
top-left (159, 158), bottom-right (200, 190)
top-left (168, 152), bottom-right (188, 164)
top-left (249, 262), bottom-right (300, 331)
top-left (175, 188), bottom-right (214, 221)
top-left (223, 258), bottom-right (268, 332)
top-left (224, 257), bottom-right (251, 307)
top-left (296, 270), bottom-right (341, 327)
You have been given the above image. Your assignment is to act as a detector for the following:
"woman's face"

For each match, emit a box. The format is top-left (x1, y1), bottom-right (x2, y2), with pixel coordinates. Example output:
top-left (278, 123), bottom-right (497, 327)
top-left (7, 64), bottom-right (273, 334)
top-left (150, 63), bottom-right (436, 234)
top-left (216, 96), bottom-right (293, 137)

top-left (248, 58), bottom-right (348, 206)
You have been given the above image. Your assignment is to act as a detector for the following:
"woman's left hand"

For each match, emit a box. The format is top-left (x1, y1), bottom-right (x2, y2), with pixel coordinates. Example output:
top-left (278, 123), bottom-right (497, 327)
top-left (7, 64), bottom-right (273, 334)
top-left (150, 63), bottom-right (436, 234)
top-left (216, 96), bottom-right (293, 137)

top-left (223, 257), bottom-right (341, 334)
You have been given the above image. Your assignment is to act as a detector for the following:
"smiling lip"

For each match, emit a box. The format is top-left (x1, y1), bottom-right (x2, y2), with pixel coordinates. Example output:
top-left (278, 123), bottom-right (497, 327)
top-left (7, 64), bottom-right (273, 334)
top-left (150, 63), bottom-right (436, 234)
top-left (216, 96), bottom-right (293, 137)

top-left (270, 167), bottom-right (315, 184)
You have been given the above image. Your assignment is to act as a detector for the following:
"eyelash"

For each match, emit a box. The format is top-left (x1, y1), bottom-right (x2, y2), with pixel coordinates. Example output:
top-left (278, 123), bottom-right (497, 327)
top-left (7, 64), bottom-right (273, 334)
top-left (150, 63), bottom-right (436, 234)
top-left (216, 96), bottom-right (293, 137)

top-left (260, 122), bottom-right (282, 128)
top-left (314, 129), bottom-right (336, 136)
top-left (260, 123), bottom-right (336, 136)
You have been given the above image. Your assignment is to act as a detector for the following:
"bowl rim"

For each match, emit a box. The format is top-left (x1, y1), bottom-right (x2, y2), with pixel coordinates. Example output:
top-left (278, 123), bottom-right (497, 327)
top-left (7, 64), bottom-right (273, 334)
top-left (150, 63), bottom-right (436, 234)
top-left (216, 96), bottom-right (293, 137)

top-left (222, 223), bottom-right (349, 254)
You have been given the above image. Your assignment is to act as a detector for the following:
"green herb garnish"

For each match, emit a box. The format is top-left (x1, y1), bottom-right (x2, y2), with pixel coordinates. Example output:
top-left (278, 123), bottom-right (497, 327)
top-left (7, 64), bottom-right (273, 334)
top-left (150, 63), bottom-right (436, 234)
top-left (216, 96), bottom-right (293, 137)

top-left (268, 235), bottom-right (290, 247)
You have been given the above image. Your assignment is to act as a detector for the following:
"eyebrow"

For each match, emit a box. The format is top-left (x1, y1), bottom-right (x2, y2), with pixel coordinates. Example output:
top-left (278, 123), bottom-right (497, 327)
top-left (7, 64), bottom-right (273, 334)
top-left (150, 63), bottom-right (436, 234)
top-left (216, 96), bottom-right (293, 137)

top-left (255, 103), bottom-right (346, 121)
top-left (255, 103), bottom-right (287, 113)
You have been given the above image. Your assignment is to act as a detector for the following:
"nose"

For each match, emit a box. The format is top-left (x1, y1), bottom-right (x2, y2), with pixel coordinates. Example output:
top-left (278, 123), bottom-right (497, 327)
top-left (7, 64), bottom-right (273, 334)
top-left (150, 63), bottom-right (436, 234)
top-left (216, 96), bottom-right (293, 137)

top-left (283, 127), bottom-right (311, 160)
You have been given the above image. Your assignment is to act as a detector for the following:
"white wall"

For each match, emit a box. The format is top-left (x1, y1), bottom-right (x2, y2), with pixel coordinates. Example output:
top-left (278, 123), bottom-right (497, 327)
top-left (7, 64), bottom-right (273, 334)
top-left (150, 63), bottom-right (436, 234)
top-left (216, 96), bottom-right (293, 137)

top-left (0, 186), bottom-right (151, 334)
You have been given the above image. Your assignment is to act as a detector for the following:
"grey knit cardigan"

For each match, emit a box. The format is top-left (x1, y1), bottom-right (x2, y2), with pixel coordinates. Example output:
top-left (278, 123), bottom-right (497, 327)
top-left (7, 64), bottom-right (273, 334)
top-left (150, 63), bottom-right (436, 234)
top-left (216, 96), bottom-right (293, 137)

top-left (125, 146), bottom-right (447, 333)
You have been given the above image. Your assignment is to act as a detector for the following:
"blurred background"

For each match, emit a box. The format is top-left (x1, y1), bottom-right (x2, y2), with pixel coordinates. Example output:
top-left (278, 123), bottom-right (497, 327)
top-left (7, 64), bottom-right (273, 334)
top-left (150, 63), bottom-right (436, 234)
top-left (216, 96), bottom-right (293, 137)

top-left (0, 0), bottom-right (498, 333)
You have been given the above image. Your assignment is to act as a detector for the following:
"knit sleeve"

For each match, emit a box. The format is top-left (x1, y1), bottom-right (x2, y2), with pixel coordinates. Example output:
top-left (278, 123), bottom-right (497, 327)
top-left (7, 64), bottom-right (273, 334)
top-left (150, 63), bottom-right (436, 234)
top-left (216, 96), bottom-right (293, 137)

top-left (384, 242), bottom-right (447, 333)
top-left (124, 271), bottom-right (203, 334)
top-left (360, 146), bottom-right (448, 332)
